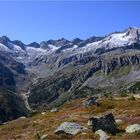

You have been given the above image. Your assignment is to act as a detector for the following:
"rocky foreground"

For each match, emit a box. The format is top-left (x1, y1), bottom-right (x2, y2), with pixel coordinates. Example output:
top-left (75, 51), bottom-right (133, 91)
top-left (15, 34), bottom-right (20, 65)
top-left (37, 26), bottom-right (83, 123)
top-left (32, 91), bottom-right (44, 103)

top-left (0, 94), bottom-right (140, 140)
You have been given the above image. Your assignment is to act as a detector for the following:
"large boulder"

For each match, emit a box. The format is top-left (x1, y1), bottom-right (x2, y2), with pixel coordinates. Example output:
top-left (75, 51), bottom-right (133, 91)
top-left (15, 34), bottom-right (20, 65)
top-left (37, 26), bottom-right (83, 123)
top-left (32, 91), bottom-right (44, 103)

top-left (125, 124), bottom-right (140, 133)
top-left (83, 96), bottom-right (99, 108)
top-left (88, 113), bottom-right (117, 134)
top-left (95, 129), bottom-right (110, 140)
top-left (55, 122), bottom-right (87, 135)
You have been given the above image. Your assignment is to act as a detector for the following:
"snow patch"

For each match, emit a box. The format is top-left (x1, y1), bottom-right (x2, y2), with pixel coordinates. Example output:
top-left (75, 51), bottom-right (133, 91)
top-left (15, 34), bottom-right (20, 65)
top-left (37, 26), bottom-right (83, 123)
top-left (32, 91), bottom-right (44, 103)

top-left (0, 43), bottom-right (10, 52)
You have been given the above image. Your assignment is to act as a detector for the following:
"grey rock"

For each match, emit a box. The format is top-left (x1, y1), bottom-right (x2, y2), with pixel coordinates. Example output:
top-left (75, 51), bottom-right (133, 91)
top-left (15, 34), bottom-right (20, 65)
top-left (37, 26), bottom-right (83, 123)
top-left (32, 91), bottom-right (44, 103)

top-left (41, 134), bottom-right (48, 140)
top-left (95, 129), bottom-right (110, 140)
top-left (125, 124), bottom-right (140, 133)
top-left (88, 113), bottom-right (117, 134)
top-left (50, 108), bottom-right (58, 112)
top-left (55, 122), bottom-right (87, 135)
top-left (83, 96), bottom-right (99, 108)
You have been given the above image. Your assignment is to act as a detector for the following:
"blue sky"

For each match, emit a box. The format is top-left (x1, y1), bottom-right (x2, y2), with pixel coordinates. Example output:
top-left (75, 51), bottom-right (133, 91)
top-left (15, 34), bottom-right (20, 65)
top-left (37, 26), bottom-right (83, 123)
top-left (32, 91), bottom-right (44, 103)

top-left (0, 1), bottom-right (140, 44)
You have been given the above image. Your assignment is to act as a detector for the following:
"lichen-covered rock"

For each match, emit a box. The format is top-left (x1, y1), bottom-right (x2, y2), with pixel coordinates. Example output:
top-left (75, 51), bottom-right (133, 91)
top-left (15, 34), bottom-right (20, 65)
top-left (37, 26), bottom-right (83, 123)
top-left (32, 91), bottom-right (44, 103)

top-left (125, 124), bottom-right (140, 133)
top-left (88, 113), bottom-right (117, 134)
top-left (95, 129), bottom-right (110, 140)
top-left (55, 122), bottom-right (87, 135)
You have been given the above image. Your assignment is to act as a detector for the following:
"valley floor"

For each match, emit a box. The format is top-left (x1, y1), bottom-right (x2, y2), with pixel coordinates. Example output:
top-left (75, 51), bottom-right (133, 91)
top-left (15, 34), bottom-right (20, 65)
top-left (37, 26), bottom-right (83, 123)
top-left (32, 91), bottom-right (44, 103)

top-left (0, 94), bottom-right (140, 140)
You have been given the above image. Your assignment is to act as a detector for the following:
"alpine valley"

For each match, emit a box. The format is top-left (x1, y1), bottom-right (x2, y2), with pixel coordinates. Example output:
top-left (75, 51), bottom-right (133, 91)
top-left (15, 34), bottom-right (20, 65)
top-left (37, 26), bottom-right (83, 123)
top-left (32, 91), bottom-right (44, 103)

top-left (0, 27), bottom-right (140, 124)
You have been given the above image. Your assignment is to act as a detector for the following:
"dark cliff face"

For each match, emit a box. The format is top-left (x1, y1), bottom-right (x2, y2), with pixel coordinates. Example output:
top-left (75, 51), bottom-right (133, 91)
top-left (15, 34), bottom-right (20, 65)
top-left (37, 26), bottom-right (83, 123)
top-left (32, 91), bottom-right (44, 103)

top-left (0, 52), bottom-right (26, 91)
top-left (0, 63), bottom-right (15, 88)
top-left (0, 53), bottom-right (30, 123)
top-left (0, 88), bottom-right (27, 123)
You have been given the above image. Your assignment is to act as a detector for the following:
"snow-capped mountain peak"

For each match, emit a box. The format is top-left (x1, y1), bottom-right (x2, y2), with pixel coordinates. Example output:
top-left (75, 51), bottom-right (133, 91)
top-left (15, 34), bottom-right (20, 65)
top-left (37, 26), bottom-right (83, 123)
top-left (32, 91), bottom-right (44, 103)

top-left (78, 27), bottom-right (140, 53)
top-left (0, 27), bottom-right (140, 63)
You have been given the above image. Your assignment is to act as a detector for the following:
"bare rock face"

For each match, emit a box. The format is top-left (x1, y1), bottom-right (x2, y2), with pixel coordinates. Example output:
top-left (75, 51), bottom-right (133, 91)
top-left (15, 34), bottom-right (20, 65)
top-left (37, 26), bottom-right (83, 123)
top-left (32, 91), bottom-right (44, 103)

top-left (88, 113), bottom-right (117, 134)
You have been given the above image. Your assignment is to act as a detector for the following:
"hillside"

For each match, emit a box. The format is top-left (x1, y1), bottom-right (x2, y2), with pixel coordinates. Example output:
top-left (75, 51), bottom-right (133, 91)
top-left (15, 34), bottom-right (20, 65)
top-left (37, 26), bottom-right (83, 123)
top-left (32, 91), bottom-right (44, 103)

top-left (0, 94), bottom-right (140, 140)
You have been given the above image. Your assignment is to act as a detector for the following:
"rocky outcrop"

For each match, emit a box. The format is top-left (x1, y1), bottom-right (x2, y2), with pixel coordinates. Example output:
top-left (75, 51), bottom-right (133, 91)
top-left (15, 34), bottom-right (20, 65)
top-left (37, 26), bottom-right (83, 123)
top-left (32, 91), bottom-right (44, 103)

top-left (88, 113), bottom-right (117, 134)
top-left (125, 124), bottom-right (140, 133)
top-left (83, 96), bottom-right (99, 108)
top-left (55, 122), bottom-right (87, 135)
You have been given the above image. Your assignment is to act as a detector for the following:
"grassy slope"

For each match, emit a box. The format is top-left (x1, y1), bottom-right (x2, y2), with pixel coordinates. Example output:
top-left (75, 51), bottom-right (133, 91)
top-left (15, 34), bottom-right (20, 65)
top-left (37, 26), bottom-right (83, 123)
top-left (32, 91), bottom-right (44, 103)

top-left (0, 94), bottom-right (140, 140)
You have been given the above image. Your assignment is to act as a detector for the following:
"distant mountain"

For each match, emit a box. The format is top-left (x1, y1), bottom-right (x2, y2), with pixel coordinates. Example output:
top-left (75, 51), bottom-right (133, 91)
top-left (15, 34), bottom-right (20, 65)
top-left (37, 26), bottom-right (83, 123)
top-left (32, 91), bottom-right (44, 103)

top-left (0, 27), bottom-right (140, 117)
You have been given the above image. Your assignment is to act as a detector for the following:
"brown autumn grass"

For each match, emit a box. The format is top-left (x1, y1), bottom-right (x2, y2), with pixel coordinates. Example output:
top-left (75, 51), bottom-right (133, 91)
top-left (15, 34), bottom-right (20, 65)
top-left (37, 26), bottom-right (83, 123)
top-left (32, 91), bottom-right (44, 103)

top-left (0, 95), bottom-right (140, 140)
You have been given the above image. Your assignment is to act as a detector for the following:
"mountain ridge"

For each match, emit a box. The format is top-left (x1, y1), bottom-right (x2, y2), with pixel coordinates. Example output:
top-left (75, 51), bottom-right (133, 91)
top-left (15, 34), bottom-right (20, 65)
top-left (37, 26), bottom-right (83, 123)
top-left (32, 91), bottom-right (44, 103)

top-left (0, 27), bottom-right (140, 122)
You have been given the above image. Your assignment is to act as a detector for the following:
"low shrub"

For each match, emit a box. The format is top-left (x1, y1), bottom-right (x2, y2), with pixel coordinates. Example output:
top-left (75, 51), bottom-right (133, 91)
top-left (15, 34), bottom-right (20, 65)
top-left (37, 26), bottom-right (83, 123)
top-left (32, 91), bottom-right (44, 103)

top-left (119, 92), bottom-right (128, 97)
top-left (128, 95), bottom-right (135, 101)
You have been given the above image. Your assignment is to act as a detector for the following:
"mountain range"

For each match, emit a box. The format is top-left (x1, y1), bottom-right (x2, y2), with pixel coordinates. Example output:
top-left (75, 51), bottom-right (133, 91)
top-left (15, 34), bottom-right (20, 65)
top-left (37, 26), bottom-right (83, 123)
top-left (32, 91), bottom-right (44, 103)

top-left (0, 27), bottom-right (140, 122)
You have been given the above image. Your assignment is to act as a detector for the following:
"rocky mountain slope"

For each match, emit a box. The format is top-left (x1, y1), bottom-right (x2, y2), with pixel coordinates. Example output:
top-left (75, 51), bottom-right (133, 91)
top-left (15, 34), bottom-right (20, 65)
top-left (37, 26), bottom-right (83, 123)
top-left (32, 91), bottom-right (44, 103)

top-left (0, 27), bottom-right (140, 114)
